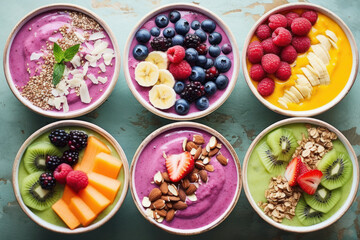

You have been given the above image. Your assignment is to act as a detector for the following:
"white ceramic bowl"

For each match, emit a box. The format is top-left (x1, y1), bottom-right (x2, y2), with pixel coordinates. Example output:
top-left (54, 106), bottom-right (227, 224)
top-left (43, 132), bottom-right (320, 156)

top-left (242, 3), bottom-right (359, 117)
top-left (124, 3), bottom-right (240, 121)
top-left (12, 120), bottom-right (129, 234)
top-left (242, 117), bottom-right (359, 232)
top-left (3, 4), bottom-right (121, 119)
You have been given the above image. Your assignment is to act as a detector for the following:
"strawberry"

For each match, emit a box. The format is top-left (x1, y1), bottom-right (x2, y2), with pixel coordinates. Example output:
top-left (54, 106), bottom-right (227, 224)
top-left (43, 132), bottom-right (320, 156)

top-left (297, 169), bottom-right (323, 195)
top-left (298, 160), bottom-right (310, 175)
top-left (284, 156), bottom-right (300, 186)
top-left (165, 152), bottom-right (194, 182)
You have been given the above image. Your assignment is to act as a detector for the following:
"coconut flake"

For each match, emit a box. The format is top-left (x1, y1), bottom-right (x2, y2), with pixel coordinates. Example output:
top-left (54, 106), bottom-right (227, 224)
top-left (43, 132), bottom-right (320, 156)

top-left (79, 82), bottom-right (91, 103)
top-left (82, 62), bottom-right (89, 76)
top-left (51, 89), bottom-right (60, 97)
top-left (87, 74), bottom-right (98, 84)
top-left (98, 76), bottom-right (108, 84)
top-left (85, 54), bottom-right (101, 67)
top-left (71, 54), bottom-right (81, 68)
top-left (99, 63), bottom-right (106, 72)
top-left (67, 77), bottom-right (83, 88)
top-left (89, 32), bottom-right (106, 41)
top-left (62, 97), bottom-right (69, 113)
top-left (30, 52), bottom-right (43, 61)
top-left (74, 31), bottom-right (85, 42)
top-left (91, 40), bottom-right (108, 55)
top-left (48, 37), bottom-right (59, 42)
top-left (103, 52), bottom-right (114, 65)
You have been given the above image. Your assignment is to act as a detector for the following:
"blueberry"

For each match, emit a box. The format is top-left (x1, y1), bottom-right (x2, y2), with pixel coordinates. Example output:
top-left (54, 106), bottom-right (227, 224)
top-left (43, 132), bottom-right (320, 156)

top-left (201, 19), bottom-right (216, 33)
top-left (163, 27), bottom-right (175, 38)
top-left (221, 43), bottom-right (232, 54)
top-left (185, 48), bottom-right (198, 64)
top-left (189, 66), bottom-right (205, 83)
top-left (135, 29), bottom-right (151, 43)
top-left (214, 55), bottom-right (231, 73)
top-left (208, 32), bottom-right (222, 45)
top-left (150, 27), bottom-right (160, 37)
top-left (169, 11), bottom-right (181, 23)
top-left (191, 20), bottom-right (201, 30)
top-left (209, 45), bottom-right (221, 58)
top-left (175, 99), bottom-right (190, 115)
top-left (195, 96), bottom-right (209, 111)
top-left (175, 19), bottom-right (190, 35)
top-left (194, 29), bottom-right (207, 43)
top-left (132, 44), bottom-right (149, 60)
top-left (196, 55), bottom-right (207, 67)
top-left (172, 35), bottom-right (184, 46)
top-left (215, 74), bottom-right (229, 90)
top-left (174, 81), bottom-right (185, 94)
top-left (204, 81), bottom-right (217, 96)
top-left (155, 15), bottom-right (169, 28)
top-left (204, 58), bottom-right (214, 69)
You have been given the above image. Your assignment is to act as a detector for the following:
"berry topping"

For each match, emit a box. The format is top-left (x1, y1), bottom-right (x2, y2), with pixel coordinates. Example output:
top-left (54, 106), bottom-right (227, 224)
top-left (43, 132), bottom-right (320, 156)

top-left (163, 27), bottom-right (175, 38)
top-left (284, 157), bottom-right (301, 186)
top-left (201, 19), bottom-right (216, 33)
top-left (292, 36), bottom-right (311, 53)
top-left (204, 81), bottom-right (217, 96)
top-left (215, 75), bottom-right (229, 90)
top-left (183, 34), bottom-right (201, 49)
top-left (54, 163), bottom-right (73, 184)
top-left (169, 10), bottom-right (181, 23)
top-left (155, 14), bottom-right (169, 28)
top-left (214, 55), bottom-right (231, 73)
top-left (174, 81), bottom-right (185, 94)
top-left (272, 27), bottom-right (292, 46)
top-left (66, 170), bottom-right (89, 192)
top-left (191, 20), bottom-right (201, 30)
top-left (285, 12), bottom-right (300, 27)
top-left (185, 48), bottom-right (199, 64)
top-left (196, 43), bottom-right (208, 55)
top-left (196, 55), bottom-right (207, 67)
top-left (205, 66), bottom-right (219, 81)
top-left (168, 60), bottom-right (192, 80)
top-left (61, 150), bottom-right (79, 166)
top-left (175, 99), bottom-right (190, 115)
top-left (209, 45), bottom-right (221, 58)
top-left (167, 46), bottom-right (185, 63)
top-left (133, 44), bottom-right (149, 61)
top-left (204, 58), bottom-right (214, 69)
top-left (194, 29), bottom-right (207, 43)
top-left (275, 61), bottom-right (292, 81)
top-left (221, 44), bottom-right (232, 54)
top-left (189, 66), bottom-right (206, 83)
top-left (49, 129), bottom-right (69, 147)
top-left (195, 96), bottom-right (209, 110)
top-left (301, 10), bottom-right (318, 25)
top-left (46, 155), bottom-right (63, 171)
top-left (135, 29), bottom-right (151, 43)
top-left (291, 17), bottom-right (312, 36)
top-left (257, 77), bottom-right (275, 97)
top-left (180, 81), bottom-right (205, 102)
top-left (280, 45), bottom-right (297, 64)
top-left (208, 32), bottom-right (222, 45)
top-left (297, 169), bottom-right (323, 195)
top-left (39, 172), bottom-right (56, 190)
top-left (247, 41), bottom-right (264, 64)
top-left (150, 36), bottom-right (172, 51)
top-left (68, 130), bottom-right (88, 151)
top-left (249, 64), bottom-right (266, 82)
top-left (150, 27), bottom-right (160, 37)
top-left (165, 152), bottom-right (194, 182)
top-left (261, 53), bottom-right (280, 74)
top-left (256, 24), bottom-right (272, 40)
top-left (268, 14), bottom-right (287, 30)
top-left (299, 160), bottom-right (310, 175)
top-left (175, 19), bottom-right (190, 35)
top-left (172, 35), bottom-right (184, 46)
top-left (260, 38), bottom-right (281, 55)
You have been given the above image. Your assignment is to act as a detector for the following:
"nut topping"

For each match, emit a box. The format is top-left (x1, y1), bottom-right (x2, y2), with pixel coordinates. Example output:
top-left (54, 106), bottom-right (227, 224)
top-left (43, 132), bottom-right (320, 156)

top-left (185, 184), bottom-right (197, 195)
top-left (205, 164), bottom-right (214, 172)
top-left (167, 184), bottom-right (178, 196)
top-left (199, 170), bottom-right (208, 182)
top-left (142, 197), bottom-right (151, 208)
top-left (194, 147), bottom-right (202, 160)
top-left (160, 182), bottom-right (168, 194)
top-left (149, 188), bottom-right (162, 202)
top-left (173, 201), bottom-right (187, 210)
top-left (193, 135), bottom-right (205, 145)
top-left (209, 136), bottom-right (218, 149)
top-left (216, 154), bottom-right (228, 166)
top-left (152, 199), bottom-right (166, 210)
top-left (153, 171), bottom-right (164, 185)
top-left (161, 172), bottom-right (171, 182)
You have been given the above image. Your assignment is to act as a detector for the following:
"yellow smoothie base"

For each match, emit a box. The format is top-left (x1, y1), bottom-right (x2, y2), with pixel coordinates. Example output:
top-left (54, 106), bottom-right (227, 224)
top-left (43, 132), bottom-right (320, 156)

top-left (247, 11), bottom-right (353, 111)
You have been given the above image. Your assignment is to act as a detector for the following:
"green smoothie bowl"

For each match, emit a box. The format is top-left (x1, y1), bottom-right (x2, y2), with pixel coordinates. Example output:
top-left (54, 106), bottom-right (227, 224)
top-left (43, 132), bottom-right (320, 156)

top-left (242, 117), bottom-right (358, 232)
top-left (12, 120), bottom-right (129, 233)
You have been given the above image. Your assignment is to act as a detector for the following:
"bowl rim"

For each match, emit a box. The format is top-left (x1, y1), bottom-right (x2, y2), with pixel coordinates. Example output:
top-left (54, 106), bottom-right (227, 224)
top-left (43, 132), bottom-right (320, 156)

top-left (12, 120), bottom-right (130, 234)
top-left (242, 2), bottom-right (359, 117)
top-left (3, 3), bottom-right (121, 119)
top-left (123, 3), bottom-right (240, 121)
top-left (129, 121), bottom-right (242, 235)
top-left (242, 117), bottom-right (359, 233)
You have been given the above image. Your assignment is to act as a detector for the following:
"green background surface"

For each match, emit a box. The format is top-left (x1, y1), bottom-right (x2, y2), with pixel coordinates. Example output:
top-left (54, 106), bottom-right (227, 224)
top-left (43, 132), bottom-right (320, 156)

top-left (0, 0), bottom-right (359, 239)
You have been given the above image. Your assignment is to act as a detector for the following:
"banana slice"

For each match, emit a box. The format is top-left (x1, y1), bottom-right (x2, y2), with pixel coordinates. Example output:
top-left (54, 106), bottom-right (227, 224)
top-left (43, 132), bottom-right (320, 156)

top-left (301, 67), bottom-right (320, 86)
top-left (156, 69), bottom-right (175, 87)
top-left (289, 86), bottom-right (304, 100)
top-left (316, 35), bottom-right (331, 51)
top-left (296, 74), bottom-right (313, 90)
top-left (149, 84), bottom-right (176, 109)
top-left (278, 97), bottom-right (289, 108)
top-left (319, 69), bottom-right (331, 85)
top-left (145, 51), bottom-right (168, 69)
top-left (312, 44), bottom-right (330, 65)
top-left (325, 30), bottom-right (338, 42)
top-left (306, 64), bottom-right (320, 78)
top-left (135, 62), bottom-right (159, 87)
top-left (308, 52), bottom-right (326, 77)
top-left (285, 90), bottom-right (300, 103)
top-left (328, 38), bottom-right (338, 49)
top-left (296, 84), bottom-right (312, 99)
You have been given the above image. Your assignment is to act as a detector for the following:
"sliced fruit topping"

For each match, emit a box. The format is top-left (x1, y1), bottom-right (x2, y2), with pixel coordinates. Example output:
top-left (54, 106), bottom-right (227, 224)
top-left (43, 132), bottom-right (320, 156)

top-left (256, 142), bottom-right (285, 173)
top-left (156, 69), bottom-right (175, 87)
top-left (267, 128), bottom-right (297, 161)
top-left (296, 198), bottom-right (329, 226)
top-left (165, 152), bottom-right (194, 182)
top-left (303, 185), bottom-right (341, 213)
top-left (66, 170), bottom-right (89, 192)
top-left (149, 84), bottom-right (176, 109)
top-left (145, 51), bottom-right (168, 69)
top-left (299, 160), bottom-right (310, 175)
top-left (284, 156), bottom-right (300, 186)
top-left (297, 169), bottom-right (323, 195)
top-left (135, 61), bottom-right (159, 87)
top-left (52, 199), bottom-right (81, 230)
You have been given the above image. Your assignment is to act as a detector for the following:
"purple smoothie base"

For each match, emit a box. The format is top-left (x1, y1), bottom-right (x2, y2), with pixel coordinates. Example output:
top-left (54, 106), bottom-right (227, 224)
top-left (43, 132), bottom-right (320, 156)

top-left (133, 127), bottom-right (239, 230)
top-left (9, 10), bottom-right (116, 113)
top-left (128, 9), bottom-right (235, 115)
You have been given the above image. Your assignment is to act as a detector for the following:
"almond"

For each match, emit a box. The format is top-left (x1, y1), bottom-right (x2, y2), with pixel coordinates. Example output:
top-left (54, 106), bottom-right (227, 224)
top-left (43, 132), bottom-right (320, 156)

top-left (149, 188), bottom-right (162, 202)
top-left (202, 148), bottom-right (208, 156)
top-left (216, 154), bottom-right (228, 166)
top-left (187, 194), bottom-right (197, 202)
top-left (166, 202), bottom-right (173, 209)
top-left (206, 143), bottom-right (211, 152)
top-left (169, 196), bottom-right (180, 201)
top-left (193, 135), bottom-right (205, 145)
top-left (179, 188), bottom-right (186, 202)
top-left (161, 172), bottom-right (171, 182)
top-left (161, 195), bottom-right (171, 202)
top-left (189, 172), bottom-right (199, 182)
top-left (162, 151), bottom-right (167, 159)
top-left (186, 141), bottom-right (198, 151)
top-left (155, 209), bottom-right (167, 217)
top-left (156, 216), bottom-right (164, 223)
top-left (166, 209), bottom-right (175, 222)
top-left (203, 157), bottom-right (210, 165)
top-left (199, 170), bottom-right (208, 182)
top-left (194, 147), bottom-right (202, 160)
top-left (168, 184), bottom-right (178, 196)
top-left (153, 171), bottom-right (163, 185)
top-left (160, 182), bottom-right (168, 195)
top-left (205, 164), bottom-right (214, 172)
top-left (216, 143), bottom-right (222, 149)
top-left (190, 148), bottom-right (197, 155)
top-left (209, 136), bottom-right (218, 149)
top-left (145, 208), bottom-right (154, 218)
top-left (182, 138), bottom-right (187, 152)
top-left (152, 199), bottom-right (166, 209)
top-left (173, 201), bottom-right (187, 210)
top-left (181, 178), bottom-right (190, 189)
top-left (142, 197), bottom-right (151, 208)
top-left (185, 184), bottom-right (197, 195)
top-left (195, 160), bottom-right (205, 170)
top-left (192, 168), bottom-right (199, 173)
top-left (208, 148), bottom-right (219, 157)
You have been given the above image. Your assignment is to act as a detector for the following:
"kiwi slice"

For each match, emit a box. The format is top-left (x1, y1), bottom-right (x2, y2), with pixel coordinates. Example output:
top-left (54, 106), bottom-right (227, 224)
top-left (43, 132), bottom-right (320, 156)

top-left (317, 149), bottom-right (352, 190)
top-left (23, 142), bottom-right (62, 174)
top-left (256, 141), bottom-right (286, 173)
top-left (266, 128), bottom-right (297, 161)
top-left (296, 198), bottom-right (330, 226)
top-left (304, 185), bottom-right (341, 213)
top-left (20, 171), bottom-right (61, 211)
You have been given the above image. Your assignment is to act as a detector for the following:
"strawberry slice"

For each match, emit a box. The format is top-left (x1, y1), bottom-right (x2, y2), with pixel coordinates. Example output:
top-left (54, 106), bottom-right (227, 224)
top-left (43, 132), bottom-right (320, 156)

top-left (298, 160), bottom-right (310, 175)
top-left (284, 156), bottom-right (300, 186)
top-left (165, 152), bottom-right (194, 182)
top-left (297, 169), bottom-right (323, 195)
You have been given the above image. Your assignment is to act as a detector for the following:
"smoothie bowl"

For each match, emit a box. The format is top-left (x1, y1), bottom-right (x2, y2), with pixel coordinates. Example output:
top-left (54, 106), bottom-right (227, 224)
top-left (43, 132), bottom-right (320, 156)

top-left (242, 117), bottom-right (359, 232)
top-left (4, 4), bottom-right (120, 119)
top-left (124, 3), bottom-right (239, 120)
top-left (12, 120), bottom-right (129, 233)
top-left (130, 122), bottom-right (241, 234)
top-left (243, 3), bottom-right (358, 117)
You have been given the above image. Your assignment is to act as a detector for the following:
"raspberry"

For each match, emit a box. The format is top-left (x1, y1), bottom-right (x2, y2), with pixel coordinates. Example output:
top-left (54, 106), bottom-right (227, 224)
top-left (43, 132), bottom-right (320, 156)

top-left (49, 129), bottom-right (69, 147)
top-left (261, 53), bottom-right (280, 74)
top-left (46, 156), bottom-right (63, 171)
top-left (261, 38), bottom-right (281, 55)
top-left (196, 43), bottom-right (208, 55)
top-left (280, 45), bottom-right (297, 64)
top-left (54, 163), bottom-right (73, 184)
top-left (285, 12), bottom-right (300, 28)
top-left (167, 46), bottom-right (185, 63)
top-left (291, 17), bottom-right (312, 36)
top-left (169, 60), bottom-right (192, 80)
top-left (205, 66), bottom-right (219, 81)
top-left (249, 64), bottom-right (266, 82)
top-left (255, 24), bottom-right (271, 40)
top-left (66, 170), bottom-right (88, 192)
top-left (257, 78), bottom-right (275, 97)
top-left (39, 172), bottom-right (56, 190)
top-left (268, 14), bottom-right (287, 30)
top-left (272, 27), bottom-right (292, 46)
top-left (275, 61), bottom-right (292, 80)
top-left (301, 10), bottom-right (318, 25)
top-left (292, 36), bottom-right (311, 53)
top-left (247, 41), bottom-right (263, 64)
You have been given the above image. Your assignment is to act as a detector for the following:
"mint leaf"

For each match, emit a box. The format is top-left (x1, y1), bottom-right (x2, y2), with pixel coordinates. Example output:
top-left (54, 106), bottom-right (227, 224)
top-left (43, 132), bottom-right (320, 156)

top-left (53, 63), bottom-right (65, 86)
top-left (64, 44), bottom-right (80, 62)
top-left (53, 43), bottom-right (64, 63)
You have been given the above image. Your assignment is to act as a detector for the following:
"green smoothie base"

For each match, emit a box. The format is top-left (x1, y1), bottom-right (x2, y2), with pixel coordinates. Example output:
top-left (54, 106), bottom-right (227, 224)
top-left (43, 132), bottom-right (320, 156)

top-left (247, 123), bottom-right (353, 227)
top-left (18, 127), bottom-right (125, 228)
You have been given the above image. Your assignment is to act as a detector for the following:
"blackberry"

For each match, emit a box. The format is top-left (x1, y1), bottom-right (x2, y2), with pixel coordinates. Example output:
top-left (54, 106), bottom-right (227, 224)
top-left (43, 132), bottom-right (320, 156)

top-left (150, 36), bottom-right (172, 51)
top-left (196, 43), bottom-right (208, 55)
top-left (180, 82), bottom-right (205, 102)
top-left (62, 150), bottom-right (79, 166)
top-left (68, 130), bottom-right (88, 151)
top-left (39, 172), bottom-right (56, 190)
top-left (183, 34), bottom-right (200, 49)
top-left (46, 155), bottom-right (63, 171)
top-left (48, 129), bottom-right (69, 147)
top-left (205, 66), bottom-right (219, 81)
